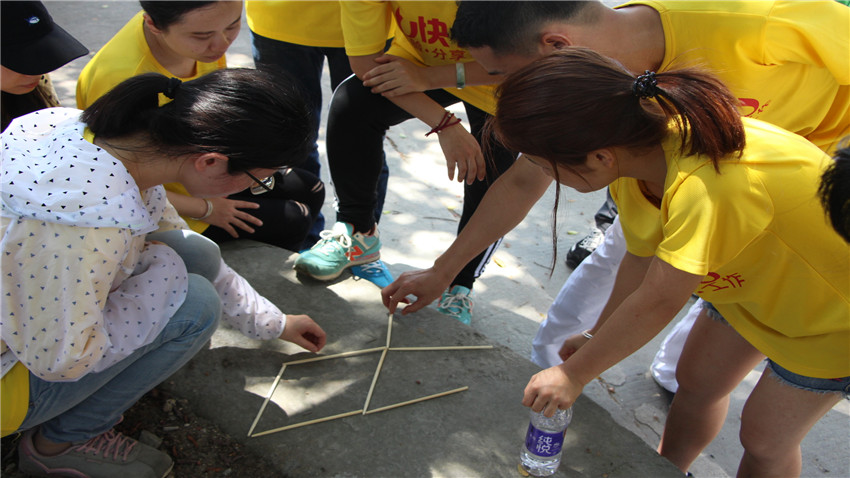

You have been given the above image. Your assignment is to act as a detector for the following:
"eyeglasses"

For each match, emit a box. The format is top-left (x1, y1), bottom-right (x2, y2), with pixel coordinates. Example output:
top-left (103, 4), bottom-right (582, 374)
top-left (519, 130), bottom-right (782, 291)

top-left (245, 170), bottom-right (275, 195)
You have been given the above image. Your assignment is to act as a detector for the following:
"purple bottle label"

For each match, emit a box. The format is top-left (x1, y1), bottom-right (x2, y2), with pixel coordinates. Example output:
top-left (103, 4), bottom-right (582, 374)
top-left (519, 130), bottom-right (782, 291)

top-left (524, 423), bottom-right (565, 457)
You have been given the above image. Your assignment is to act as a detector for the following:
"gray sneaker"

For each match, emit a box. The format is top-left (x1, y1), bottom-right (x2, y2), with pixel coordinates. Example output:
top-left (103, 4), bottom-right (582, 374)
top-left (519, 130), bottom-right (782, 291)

top-left (18, 427), bottom-right (173, 478)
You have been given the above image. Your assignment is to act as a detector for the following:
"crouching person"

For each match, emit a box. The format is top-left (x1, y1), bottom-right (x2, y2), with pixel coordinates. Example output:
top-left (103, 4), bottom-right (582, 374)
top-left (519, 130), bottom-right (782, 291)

top-left (1, 68), bottom-right (326, 477)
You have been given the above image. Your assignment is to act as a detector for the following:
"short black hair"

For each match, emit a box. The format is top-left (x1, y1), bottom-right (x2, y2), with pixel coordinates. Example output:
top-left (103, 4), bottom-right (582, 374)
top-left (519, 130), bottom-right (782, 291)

top-left (139, 1), bottom-right (217, 30)
top-left (452, 1), bottom-right (596, 56)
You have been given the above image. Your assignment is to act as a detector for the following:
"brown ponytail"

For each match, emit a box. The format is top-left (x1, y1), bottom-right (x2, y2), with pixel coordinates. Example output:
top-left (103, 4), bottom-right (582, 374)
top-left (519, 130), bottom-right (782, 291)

top-left (490, 47), bottom-right (745, 173)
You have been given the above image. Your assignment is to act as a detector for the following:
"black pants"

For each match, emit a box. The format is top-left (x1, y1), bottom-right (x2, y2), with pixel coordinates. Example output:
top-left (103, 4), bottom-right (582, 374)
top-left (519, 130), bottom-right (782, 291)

top-left (250, 31), bottom-right (390, 247)
top-left (327, 75), bottom-right (517, 289)
top-left (203, 168), bottom-right (325, 252)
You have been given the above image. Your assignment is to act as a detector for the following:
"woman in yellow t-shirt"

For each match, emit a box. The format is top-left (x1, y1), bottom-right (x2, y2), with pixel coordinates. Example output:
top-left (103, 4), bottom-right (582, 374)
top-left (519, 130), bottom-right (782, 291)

top-left (76, 1), bottom-right (324, 252)
top-left (490, 49), bottom-right (848, 476)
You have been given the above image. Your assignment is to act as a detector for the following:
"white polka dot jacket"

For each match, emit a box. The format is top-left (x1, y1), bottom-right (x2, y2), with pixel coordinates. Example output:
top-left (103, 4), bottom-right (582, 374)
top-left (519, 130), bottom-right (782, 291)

top-left (1, 108), bottom-right (287, 383)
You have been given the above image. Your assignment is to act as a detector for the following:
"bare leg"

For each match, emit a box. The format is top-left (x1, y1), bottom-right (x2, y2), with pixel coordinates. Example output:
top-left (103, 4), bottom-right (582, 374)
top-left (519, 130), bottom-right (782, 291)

top-left (658, 309), bottom-right (764, 472)
top-left (736, 367), bottom-right (841, 477)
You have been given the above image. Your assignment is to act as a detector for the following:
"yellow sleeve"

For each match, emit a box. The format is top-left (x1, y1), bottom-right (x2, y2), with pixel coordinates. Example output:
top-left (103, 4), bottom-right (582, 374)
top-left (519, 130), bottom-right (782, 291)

top-left (765, 1), bottom-right (850, 84)
top-left (76, 64), bottom-right (132, 109)
top-left (75, 12), bottom-right (149, 109)
top-left (340, 1), bottom-right (393, 56)
top-left (656, 163), bottom-right (773, 276)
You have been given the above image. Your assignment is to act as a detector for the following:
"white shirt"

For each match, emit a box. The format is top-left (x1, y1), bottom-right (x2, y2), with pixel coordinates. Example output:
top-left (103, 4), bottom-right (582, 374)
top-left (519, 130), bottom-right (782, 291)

top-left (1, 108), bottom-right (286, 382)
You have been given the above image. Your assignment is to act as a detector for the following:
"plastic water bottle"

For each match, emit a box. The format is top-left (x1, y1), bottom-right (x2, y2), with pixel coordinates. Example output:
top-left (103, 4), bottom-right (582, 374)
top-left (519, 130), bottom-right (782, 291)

top-left (519, 407), bottom-right (572, 476)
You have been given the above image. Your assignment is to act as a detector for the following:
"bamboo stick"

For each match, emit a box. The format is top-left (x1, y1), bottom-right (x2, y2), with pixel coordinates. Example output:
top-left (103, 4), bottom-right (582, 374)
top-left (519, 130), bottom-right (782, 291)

top-left (364, 386), bottom-right (469, 415)
top-left (387, 345), bottom-right (494, 352)
top-left (283, 346), bottom-right (386, 366)
top-left (362, 348), bottom-right (388, 414)
top-left (385, 312), bottom-right (393, 348)
top-left (246, 364), bottom-right (287, 436)
top-left (251, 409), bottom-right (364, 437)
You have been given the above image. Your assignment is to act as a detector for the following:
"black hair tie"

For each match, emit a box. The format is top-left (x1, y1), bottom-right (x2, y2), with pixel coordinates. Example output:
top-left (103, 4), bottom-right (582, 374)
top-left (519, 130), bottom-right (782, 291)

top-left (163, 77), bottom-right (182, 99)
top-left (632, 70), bottom-right (659, 99)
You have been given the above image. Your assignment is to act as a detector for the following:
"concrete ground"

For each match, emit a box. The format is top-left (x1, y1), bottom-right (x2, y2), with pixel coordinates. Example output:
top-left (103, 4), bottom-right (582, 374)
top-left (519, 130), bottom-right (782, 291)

top-left (44, 2), bottom-right (850, 477)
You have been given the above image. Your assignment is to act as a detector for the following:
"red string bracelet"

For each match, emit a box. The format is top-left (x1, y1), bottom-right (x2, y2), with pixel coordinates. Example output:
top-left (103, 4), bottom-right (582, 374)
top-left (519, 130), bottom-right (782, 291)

top-left (425, 110), bottom-right (462, 136)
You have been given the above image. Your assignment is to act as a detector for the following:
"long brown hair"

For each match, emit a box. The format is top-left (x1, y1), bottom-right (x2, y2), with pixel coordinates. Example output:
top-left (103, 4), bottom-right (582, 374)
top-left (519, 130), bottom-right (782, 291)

top-left (486, 47), bottom-right (745, 267)
top-left (490, 47), bottom-right (745, 172)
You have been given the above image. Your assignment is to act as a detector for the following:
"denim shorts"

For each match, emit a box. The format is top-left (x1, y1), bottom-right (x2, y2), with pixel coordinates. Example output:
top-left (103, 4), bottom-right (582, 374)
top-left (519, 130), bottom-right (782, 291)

top-left (701, 301), bottom-right (850, 398)
top-left (701, 300), bottom-right (730, 325)
top-left (767, 360), bottom-right (850, 399)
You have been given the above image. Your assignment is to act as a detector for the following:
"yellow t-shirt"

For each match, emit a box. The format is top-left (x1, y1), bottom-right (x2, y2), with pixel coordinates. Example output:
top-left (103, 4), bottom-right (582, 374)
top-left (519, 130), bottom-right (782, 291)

top-left (246, 1), bottom-right (394, 49)
top-left (620, 0), bottom-right (850, 154)
top-left (246, 1), bottom-right (345, 47)
top-left (610, 118), bottom-right (850, 378)
top-left (340, 1), bottom-right (497, 115)
top-left (75, 10), bottom-right (227, 233)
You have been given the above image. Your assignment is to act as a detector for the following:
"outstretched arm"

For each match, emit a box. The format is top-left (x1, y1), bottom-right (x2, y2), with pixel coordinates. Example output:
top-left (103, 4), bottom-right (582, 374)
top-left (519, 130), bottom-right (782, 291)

top-left (524, 256), bottom-right (702, 416)
top-left (558, 250), bottom-right (654, 361)
top-left (382, 156), bottom-right (552, 313)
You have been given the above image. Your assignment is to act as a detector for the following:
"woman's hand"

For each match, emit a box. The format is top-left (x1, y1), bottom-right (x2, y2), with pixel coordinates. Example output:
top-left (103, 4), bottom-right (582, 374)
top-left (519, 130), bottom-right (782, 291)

top-left (362, 55), bottom-right (431, 97)
top-left (523, 365), bottom-right (584, 417)
top-left (279, 314), bottom-right (326, 353)
top-left (204, 197), bottom-right (262, 238)
top-left (437, 124), bottom-right (486, 184)
top-left (381, 266), bottom-right (455, 315)
top-left (558, 332), bottom-right (592, 362)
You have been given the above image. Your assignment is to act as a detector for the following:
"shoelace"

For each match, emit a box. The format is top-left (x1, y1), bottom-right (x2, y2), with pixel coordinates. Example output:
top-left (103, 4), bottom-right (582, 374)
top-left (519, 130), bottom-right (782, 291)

top-left (72, 429), bottom-right (136, 462)
top-left (314, 229), bottom-right (352, 254)
top-left (438, 292), bottom-right (473, 316)
top-left (356, 261), bottom-right (386, 275)
top-left (577, 228), bottom-right (605, 249)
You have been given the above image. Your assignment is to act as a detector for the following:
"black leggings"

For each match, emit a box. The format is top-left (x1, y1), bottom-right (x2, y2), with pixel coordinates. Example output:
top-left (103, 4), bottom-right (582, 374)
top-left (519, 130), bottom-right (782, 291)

top-left (203, 167), bottom-right (325, 252)
top-left (327, 75), bottom-right (517, 289)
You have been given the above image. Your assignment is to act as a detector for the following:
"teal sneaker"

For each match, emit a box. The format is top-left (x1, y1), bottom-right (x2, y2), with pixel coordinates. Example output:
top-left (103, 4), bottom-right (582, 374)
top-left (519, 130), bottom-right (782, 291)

top-left (294, 222), bottom-right (381, 281)
top-left (437, 285), bottom-right (473, 325)
top-left (351, 260), bottom-right (394, 288)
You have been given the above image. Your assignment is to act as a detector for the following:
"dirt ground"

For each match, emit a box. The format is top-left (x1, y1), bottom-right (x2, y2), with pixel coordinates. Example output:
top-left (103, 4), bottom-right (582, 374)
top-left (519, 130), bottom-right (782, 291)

top-left (1, 387), bottom-right (282, 478)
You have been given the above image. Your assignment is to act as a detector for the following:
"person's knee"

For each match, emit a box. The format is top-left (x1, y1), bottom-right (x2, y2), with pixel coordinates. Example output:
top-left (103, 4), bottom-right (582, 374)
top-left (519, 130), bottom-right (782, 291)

top-left (149, 229), bottom-right (222, 281)
top-left (738, 419), bottom-right (783, 462)
top-left (330, 76), bottom-right (379, 119)
top-left (673, 360), bottom-right (734, 410)
top-left (672, 356), bottom-right (703, 397)
top-left (180, 274), bottom-right (221, 342)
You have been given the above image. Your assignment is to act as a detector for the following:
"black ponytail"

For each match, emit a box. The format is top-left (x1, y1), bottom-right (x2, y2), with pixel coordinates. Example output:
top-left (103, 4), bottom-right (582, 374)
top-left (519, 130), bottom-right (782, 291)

top-left (81, 73), bottom-right (168, 138)
top-left (81, 68), bottom-right (314, 173)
